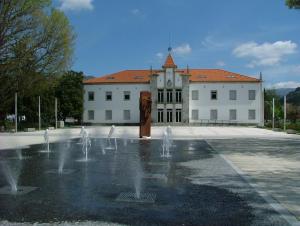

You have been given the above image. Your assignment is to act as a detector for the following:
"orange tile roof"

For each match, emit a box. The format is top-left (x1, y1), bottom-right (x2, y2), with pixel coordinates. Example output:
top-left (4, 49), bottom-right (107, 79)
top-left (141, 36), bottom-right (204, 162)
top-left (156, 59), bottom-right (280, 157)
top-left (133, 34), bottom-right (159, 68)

top-left (163, 54), bottom-right (177, 68)
top-left (188, 69), bottom-right (260, 83)
top-left (83, 70), bottom-right (151, 84)
top-left (83, 69), bottom-right (260, 84)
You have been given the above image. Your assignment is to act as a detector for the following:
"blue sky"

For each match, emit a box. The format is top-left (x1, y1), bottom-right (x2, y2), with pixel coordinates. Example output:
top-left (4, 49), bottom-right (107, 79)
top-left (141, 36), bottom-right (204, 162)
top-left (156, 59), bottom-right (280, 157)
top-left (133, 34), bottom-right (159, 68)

top-left (55, 0), bottom-right (300, 88)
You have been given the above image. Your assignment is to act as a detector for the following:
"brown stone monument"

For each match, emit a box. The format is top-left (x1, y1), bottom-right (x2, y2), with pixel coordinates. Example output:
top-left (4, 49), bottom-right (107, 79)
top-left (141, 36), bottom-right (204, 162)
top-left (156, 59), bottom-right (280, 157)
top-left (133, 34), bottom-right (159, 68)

top-left (139, 91), bottom-right (152, 138)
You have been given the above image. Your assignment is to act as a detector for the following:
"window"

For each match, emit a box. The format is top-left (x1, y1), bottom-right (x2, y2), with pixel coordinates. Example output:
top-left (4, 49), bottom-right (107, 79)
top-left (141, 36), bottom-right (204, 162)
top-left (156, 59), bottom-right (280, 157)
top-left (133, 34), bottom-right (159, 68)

top-left (123, 110), bottom-right (130, 120)
top-left (88, 92), bottom-right (94, 101)
top-left (176, 109), bottom-right (182, 122)
top-left (175, 89), bottom-right (182, 103)
top-left (167, 109), bottom-right (173, 122)
top-left (248, 90), bottom-right (256, 100)
top-left (124, 91), bottom-right (130, 101)
top-left (158, 89), bottom-right (164, 103)
top-left (229, 109), bottom-right (237, 120)
top-left (88, 110), bottom-right (94, 120)
top-left (192, 90), bottom-right (199, 100)
top-left (229, 90), bottom-right (237, 100)
top-left (192, 110), bottom-right (199, 120)
top-left (167, 89), bottom-right (173, 103)
top-left (248, 110), bottom-right (256, 120)
top-left (211, 90), bottom-right (217, 100)
top-left (105, 110), bottom-right (112, 120)
top-left (158, 109), bottom-right (164, 123)
top-left (210, 109), bottom-right (218, 120)
top-left (106, 91), bottom-right (112, 101)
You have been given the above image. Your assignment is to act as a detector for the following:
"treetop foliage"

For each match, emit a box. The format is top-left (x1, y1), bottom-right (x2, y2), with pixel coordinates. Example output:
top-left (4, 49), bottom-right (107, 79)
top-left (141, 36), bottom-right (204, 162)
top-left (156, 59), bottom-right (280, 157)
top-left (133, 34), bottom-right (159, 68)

top-left (0, 0), bottom-right (75, 75)
top-left (0, 0), bottom-right (79, 128)
top-left (286, 0), bottom-right (300, 9)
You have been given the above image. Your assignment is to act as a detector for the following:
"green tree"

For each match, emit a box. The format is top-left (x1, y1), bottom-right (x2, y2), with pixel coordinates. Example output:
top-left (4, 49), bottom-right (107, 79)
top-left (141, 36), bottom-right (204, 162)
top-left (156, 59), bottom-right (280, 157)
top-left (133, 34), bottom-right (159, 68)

top-left (0, 0), bottom-right (75, 127)
top-left (55, 71), bottom-right (84, 123)
top-left (286, 87), bottom-right (300, 105)
top-left (287, 104), bottom-right (299, 123)
top-left (264, 89), bottom-right (283, 121)
top-left (286, 0), bottom-right (300, 8)
top-left (0, 0), bottom-right (74, 75)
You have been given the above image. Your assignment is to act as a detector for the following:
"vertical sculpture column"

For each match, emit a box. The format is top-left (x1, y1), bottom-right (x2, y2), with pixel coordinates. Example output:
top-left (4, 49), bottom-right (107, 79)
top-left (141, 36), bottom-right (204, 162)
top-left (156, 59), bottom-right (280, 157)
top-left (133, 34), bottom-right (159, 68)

top-left (139, 91), bottom-right (152, 138)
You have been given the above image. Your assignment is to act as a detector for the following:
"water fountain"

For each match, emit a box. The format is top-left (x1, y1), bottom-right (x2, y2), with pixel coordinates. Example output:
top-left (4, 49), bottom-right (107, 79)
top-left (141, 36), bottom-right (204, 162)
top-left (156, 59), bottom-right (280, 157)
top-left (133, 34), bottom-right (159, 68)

top-left (105, 125), bottom-right (117, 150)
top-left (81, 129), bottom-right (91, 161)
top-left (133, 158), bottom-right (143, 199)
top-left (166, 125), bottom-right (175, 147)
top-left (1, 162), bottom-right (18, 193)
top-left (161, 130), bottom-right (171, 158)
top-left (6, 147), bottom-right (31, 160)
top-left (46, 138), bottom-right (75, 175)
top-left (58, 140), bottom-right (71, 174)
top-left (98, 138), bottom-right (106, 155)
top-left (40, 129), bottom-right (50, 153)
top-left (16, 149), bottom-right (23, 160)
top-left (116, 148), bottom-right (156, 204)
top-left (78, 126), bottom-right (85, 144)
top-left (123, 131), bottom-right (129, 147)
top-left (0, 161), bottom-right (37, 195)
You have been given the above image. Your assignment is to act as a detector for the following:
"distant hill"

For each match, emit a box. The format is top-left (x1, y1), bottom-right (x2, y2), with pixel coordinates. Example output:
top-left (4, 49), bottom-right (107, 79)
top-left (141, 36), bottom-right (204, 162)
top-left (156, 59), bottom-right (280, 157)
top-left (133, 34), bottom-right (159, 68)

top-left (83, 75), bottom-right (95, 80)
top-left (274, 88), bottom-right (295, 97)
top-left (286, 87), bottom-right (300, 106)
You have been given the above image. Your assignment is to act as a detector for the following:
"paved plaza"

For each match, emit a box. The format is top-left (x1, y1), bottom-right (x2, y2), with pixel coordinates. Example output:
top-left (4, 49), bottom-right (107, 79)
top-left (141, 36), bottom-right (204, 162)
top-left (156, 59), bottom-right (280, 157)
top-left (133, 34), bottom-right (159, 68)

top-left (0, 126), bottom-right (299, 150)
top-left (208, 138), bottom-right (300, 225)
top-left (0, 126), bottom-right (299, 225)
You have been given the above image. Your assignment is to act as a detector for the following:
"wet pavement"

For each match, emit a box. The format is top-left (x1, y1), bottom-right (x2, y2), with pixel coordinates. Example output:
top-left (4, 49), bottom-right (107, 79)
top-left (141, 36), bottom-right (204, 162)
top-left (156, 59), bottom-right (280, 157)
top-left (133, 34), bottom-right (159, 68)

top-left (0, 139), bottom-right (290, 226)
top-left (208, 138), bottom-right (300, 224)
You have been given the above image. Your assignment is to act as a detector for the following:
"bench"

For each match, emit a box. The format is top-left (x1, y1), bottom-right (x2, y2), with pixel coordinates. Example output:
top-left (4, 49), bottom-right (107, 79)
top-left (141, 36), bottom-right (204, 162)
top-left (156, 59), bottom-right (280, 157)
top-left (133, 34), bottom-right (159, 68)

top-left (286, 129), bottom-right (297, 134)
top-left (24, 128), bottom-right (36, 132)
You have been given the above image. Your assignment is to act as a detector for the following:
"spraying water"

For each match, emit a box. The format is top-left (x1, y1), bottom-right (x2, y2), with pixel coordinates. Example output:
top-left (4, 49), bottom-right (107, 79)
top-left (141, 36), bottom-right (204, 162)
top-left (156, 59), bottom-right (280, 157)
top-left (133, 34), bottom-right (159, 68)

top-left (82, 129), bottom-right (91, 161)
top-left (58, 140), bottom-right (71, 174)
top-left (16, 149), bottom-right (23, 160)
top-left (122, 129), bottom-right (129, 148)
top-left (79, 126), bottom-right (85, 144)
top-left (134, 164), bottom-right (142, 199)
top-left (1, 161), bottom-right (22, 192)
top-left (129, 151), bottom-right (143, 199)
top-left (166, 125), bottom-right (174, 147)
top-left (106, 125), bottom-right (117, 150)
top-left (162, 129), bottom-right (171, 158)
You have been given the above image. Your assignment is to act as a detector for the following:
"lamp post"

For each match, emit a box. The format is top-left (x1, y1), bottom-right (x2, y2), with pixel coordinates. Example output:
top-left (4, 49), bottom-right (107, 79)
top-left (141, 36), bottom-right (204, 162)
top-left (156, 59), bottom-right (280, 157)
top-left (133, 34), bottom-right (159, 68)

top-left (284, 96), bottom-right (286, 131)
top-left (55, 97), bottom-right (57, 129)
top-left (38, 96), bottom-right (41, 130)
top-left (15, 92), bottom-right (17, 133)
top-left (272, 98), bottom-right (275, 130)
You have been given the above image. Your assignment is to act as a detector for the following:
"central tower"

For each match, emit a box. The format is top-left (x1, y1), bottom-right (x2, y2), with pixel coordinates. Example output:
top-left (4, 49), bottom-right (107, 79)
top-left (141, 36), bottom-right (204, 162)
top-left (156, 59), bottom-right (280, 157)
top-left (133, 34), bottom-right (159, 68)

top-left (150, 49), bottom-right (190, 124)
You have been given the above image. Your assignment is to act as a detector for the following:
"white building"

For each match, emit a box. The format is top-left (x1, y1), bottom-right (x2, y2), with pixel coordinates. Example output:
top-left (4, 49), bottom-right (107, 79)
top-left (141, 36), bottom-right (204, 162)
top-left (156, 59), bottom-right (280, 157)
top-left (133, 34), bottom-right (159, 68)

top-left (83, 52), bottom-right (264, 126)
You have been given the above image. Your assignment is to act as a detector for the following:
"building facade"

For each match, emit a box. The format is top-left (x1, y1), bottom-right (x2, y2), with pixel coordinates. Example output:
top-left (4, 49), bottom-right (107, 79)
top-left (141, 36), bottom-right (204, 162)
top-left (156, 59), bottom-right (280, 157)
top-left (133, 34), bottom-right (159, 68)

top-left (83, 53), bottom-right (264, 126)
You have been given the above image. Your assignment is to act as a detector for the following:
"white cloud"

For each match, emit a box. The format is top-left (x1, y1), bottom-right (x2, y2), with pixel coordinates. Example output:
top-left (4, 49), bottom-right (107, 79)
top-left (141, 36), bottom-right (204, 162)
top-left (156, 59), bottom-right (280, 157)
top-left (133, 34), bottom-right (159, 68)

top-left (233, 41), bottom-right (297, 67)
top-left (201, 36), bottom-right (226, 49)
top-left (59, 0), bottom-right (93, 11)
top-left (216, 61), bottom-right (226, 67)
top-left (268, 81), bottom-right (300, 89)
top-left (156, 52), bottom-right (164, 59)
top-left (173, 43), bottom-right (192, 56)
